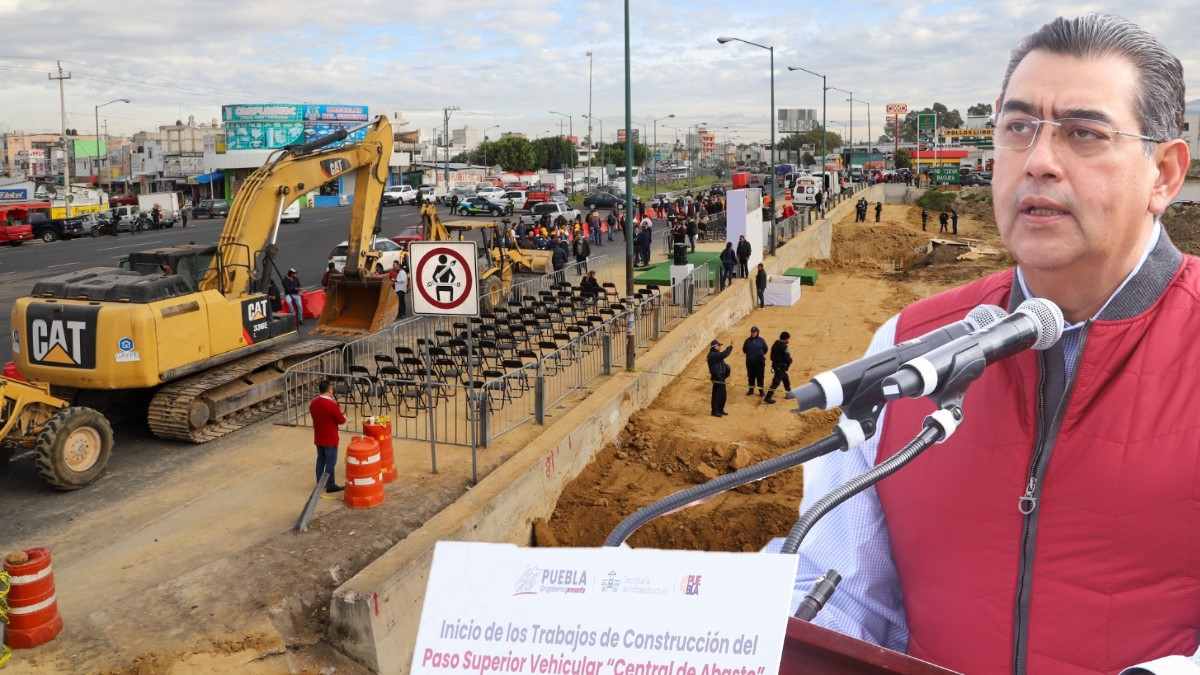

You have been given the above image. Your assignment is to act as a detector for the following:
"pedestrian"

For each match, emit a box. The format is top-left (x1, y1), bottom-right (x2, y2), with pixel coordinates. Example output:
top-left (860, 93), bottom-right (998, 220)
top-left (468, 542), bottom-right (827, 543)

top-left (606, 211), bottom-right (616, 242)
top-left (719, 242), bottom-right (737, 290)
top-left (939, 210), bottom-right (949, 233)
top-left (686, 214), bottom-right (697, 252)
top-left (551, 236), bottom-right (568, 283)
top-left (707, 339), bottom-right (733, 417)
top-left (308, 380), bottom-right (345, 493)
top-left (763, 331), bottom-right (792, 404)
top-left (283, 268), bottom-right (304, 325)
top-left (950, 207), bottom-right (959, 235)
top-left (921, 208), bottom-right (929, 232)
top-left (589, 209), bottom-right (602, 245)
top-left (742, 326), bottom-right (768, 397)
top-left (755, 263), bottom-right (767, 308)
top-left (572, 233), bottom-right (591, 274)
top-left (151, 204), bottom-right (162, 230)
top-left (392, 260), bottom-right (408, 319)
top-left (321, 262), bottom-right (336, 290)
top-left (580, 270), bottom-right (602, 302)
top-left (874, 202), bottom-right (882, 223)
top-left (181, 205), bottom-right (189, 228)
top-left (736, 235), bottom-right (752, 278)
top-left (814, 190), bottom-right (823, 213)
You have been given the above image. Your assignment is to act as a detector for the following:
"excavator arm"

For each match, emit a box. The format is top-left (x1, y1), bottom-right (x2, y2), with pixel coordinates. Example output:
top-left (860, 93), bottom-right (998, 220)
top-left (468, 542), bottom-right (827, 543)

top-left (201, 115), bottom-right (393, 295)
top-left (200, 115), bottom-right (397, 334)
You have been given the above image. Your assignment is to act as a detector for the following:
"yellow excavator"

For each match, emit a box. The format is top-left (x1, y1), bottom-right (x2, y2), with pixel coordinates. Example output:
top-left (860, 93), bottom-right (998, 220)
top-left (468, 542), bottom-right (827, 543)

top-left (417, 204), bottom-right (553, 308)
top-left (3, 116), bottom-right (397, 489)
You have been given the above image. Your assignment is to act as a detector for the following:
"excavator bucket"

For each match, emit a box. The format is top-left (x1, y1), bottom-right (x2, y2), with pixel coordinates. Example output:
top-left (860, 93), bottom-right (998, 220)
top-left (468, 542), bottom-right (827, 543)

top-left (513, 249), bottom-right (553, 274)
top-left (315, 274), bottom-right (398, 336)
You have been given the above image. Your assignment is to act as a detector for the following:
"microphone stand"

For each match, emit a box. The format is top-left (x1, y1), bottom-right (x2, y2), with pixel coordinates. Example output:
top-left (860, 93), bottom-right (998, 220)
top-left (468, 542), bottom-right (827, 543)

top-left (604, 369), bottom-right (895, 548)
top-left (779, 345), bottom-right (987, 557)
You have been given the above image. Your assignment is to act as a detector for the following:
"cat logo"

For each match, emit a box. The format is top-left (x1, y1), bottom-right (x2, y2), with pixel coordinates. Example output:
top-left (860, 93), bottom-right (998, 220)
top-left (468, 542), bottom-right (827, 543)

top-left (241, 296), bottom-right (272, 344)
top-left (25, 304), bottom-right (100, 369)
top-left (320, 158), bottom-right (351, 179)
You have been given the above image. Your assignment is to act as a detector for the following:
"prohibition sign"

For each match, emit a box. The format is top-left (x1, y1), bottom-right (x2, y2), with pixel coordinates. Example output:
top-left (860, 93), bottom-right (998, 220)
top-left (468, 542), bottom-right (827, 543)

top-left (415, 246), bottom-right (474, 311)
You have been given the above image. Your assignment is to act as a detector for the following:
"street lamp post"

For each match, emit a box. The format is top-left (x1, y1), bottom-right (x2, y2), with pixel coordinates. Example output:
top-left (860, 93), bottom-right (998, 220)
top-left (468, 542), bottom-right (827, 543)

top-left (549, 110), bottom-right (574, 190)
top-left (651, 113), bottom-right (675, 195)
top-left (830, 87), bottom-right (853, 168)
top-left (583, 115), bottom-right (605, 183)
top-left (482, 124), bottom-right (500, 170)
top-left (623, 0), bottom-right (635, 370)
top-left (787, 65), bottom-right (828, 175)
top-left (718, 36), bottom-right (777, 254)
top-left (94, 98), bottom-right (130, 192)
top-left (442, 106), bottom-right (460, 193)
top-left (586, 50), bottom-right (593, 191)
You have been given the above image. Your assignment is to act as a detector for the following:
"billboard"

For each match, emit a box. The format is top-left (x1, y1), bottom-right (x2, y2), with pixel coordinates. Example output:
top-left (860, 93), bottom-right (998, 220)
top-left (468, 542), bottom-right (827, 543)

top-left (886, 103), bottom-right (909, 115)
top-left (221, 103), bottom-right (369, 150)
top-left (72, 139), bottom-right (108, 156)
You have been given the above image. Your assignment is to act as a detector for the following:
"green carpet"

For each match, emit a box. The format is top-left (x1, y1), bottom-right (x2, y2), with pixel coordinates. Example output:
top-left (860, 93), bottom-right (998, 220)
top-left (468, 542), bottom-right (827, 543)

top-left (633, 252), bottom-right (722, 286)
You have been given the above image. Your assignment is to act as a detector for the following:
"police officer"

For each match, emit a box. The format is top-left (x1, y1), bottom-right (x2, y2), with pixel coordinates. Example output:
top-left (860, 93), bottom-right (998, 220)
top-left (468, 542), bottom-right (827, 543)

top-left (763, 331), bottom-right (792, 404)
top-left (742, 326), bottom-right (768, 397)
top-left (707, 339), bottom-right (733, 417)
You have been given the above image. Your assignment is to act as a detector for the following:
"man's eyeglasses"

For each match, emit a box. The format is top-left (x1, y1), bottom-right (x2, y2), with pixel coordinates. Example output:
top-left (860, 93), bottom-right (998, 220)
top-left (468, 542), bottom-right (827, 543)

top-left (992, 113), bottom-right (1167, 156)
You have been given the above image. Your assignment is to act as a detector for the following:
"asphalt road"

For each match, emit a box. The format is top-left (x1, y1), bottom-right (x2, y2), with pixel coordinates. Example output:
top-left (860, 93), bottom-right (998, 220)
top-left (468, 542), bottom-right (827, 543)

top-left (0, 202), bottom-right (459, 363)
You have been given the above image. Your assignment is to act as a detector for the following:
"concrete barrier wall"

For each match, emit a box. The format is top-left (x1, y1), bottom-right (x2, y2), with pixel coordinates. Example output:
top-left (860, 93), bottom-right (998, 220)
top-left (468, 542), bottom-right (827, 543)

top-left (327, 187), bottom-right (861, 674)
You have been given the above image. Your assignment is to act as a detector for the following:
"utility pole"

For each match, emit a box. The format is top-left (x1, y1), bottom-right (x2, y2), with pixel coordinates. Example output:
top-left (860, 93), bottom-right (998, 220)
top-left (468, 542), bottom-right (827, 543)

top-left (622, 0), bottom-right (636, 371)
top-left (586, 50), bottom-right (593, 191)
top-left (443, 106), bottom-right (460, 194)
top-left (50, 61), bottom-right (72, 219)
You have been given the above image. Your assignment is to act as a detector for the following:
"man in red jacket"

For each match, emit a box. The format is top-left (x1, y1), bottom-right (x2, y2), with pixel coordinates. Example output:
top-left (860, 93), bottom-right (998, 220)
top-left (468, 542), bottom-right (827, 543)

top-left (309, 380), bottom-right (346, 493)
top-left (786, 13), bottom-right (1198, 675)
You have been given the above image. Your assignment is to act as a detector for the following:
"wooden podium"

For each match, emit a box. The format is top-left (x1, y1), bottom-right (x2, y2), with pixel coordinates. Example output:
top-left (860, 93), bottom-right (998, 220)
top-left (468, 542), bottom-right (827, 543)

top-left (780, 618), bottom-right (961, 674)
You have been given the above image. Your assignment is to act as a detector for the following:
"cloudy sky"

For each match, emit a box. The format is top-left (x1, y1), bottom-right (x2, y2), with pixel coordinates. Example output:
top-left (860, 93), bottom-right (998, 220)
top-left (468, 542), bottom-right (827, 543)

top-left (1, 0), bottom-right (1198, 145)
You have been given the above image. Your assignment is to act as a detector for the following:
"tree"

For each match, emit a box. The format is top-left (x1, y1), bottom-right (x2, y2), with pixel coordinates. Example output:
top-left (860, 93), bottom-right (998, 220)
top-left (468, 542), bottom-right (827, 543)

top-left (894, 148), bottom-right (912, 169)
top-left (599, 142), bottom-right (649, 167)
top-left (800, 151), bottom-right (815, 167)
top-left (967, 102), bottom-right (993, 117)
top-left (877, 134), bottom-right (892, 144)
top-left (450, 151), bottom-right (472, 163)
top-left (900, 103), bottom-right (964, 141)
top-left (778, 125), bottom-right (842, 153)
top-left (531, 137), bottom-right (578, 171)
top-left (488, 136), bottom-right (537, 172)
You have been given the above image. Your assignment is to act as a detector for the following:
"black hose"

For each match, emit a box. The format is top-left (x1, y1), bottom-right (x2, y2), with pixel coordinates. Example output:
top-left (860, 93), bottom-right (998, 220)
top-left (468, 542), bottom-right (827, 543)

top-left (603, 432), bottom-right (846, 547)
top-left (780, 424), bottom-right (942, 555)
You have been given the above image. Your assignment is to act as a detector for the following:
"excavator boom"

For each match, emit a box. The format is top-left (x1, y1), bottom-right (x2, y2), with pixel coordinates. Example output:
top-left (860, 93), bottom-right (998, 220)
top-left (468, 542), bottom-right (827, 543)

top-left (201, 115), bottom-right (397, 335)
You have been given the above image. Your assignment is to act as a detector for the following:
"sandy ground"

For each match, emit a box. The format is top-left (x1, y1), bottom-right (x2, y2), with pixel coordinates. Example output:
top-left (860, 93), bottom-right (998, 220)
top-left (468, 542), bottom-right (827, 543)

top-left (543, 199), bottom-right (1010, 552)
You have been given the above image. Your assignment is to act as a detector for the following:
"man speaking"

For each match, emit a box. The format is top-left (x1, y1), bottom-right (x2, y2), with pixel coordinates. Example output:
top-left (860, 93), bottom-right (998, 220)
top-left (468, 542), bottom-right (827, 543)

top-left (785, 14), bottom-right (1197, 674)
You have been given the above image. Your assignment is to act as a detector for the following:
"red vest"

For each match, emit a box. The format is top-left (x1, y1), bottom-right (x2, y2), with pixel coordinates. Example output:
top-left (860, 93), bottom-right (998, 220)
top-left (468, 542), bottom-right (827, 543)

top-left (875, 261), bottom-right (1200, 674)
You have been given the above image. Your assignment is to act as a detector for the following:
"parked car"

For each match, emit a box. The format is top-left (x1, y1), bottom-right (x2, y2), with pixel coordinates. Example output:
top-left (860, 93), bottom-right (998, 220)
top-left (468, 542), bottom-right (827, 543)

top-left (499, 190), bottom-right (527, 211)
top-left (960, 174), bottom-right (992, 187)
top-left (192, 199), bottom-right (229, 219)
top-left (582, 191), bottom-right (623, 209)
top-left (29, 212), bottom-right (87, 242)
top-left (382, 185), bottom-right (418, 206)
top-left (111, 205), bottom-right (144, 232)
top-left (456, 196), bottom-right (511, 217)
top-left (0, 220), bottom-right (33, 246)
top-left (520, 200), bottom-right (580, 226)
top-left (388, 222), bottom-right (425, 248)
top-left (440, 187), bottom-right (476, 206)
top-left (327, 237), bottom-right (406, 273)
top-left (475, 185), bottom-right (505, 201)
top-left (281, 200), bottom-right (301, 223)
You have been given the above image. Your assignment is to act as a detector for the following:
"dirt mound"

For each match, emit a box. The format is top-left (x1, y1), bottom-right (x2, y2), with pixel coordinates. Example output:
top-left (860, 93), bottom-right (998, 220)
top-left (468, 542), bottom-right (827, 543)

top-left (1164, 201), bottom-right (1200, 256)
top-left (830, 223), bottom-right (929, 269)
top-left (545, 409), bottom-right (841, 552)
top-left (953, 187), bottom-right (996, 225)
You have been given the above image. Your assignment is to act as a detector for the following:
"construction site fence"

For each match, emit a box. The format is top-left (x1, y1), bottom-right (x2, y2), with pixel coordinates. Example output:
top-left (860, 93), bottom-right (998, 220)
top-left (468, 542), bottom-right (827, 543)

top-left (282, 274), bottom-right (723, 447)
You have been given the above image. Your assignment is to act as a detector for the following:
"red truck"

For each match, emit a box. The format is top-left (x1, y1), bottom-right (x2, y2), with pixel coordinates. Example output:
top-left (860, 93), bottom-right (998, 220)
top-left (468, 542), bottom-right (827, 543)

top-left (0, 203), bottom-right (42, 246)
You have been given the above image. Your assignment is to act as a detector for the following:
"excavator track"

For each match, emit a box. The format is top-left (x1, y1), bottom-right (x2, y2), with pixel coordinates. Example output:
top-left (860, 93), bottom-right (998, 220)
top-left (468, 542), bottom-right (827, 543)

top-left (147, 339), bottom-right (342, 443)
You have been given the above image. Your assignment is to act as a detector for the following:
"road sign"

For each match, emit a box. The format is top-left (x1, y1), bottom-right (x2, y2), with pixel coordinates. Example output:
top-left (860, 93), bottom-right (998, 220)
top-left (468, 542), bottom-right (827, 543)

top-left (410, 241), bottom-right (479, 316)
top-left (886, 103), bottom-right (909, 116)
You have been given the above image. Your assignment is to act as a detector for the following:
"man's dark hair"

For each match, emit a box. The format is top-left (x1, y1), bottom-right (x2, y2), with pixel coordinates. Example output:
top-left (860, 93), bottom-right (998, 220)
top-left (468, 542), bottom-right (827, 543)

top-left (1000, 13), bottom-right (1185, 147)
top-left (318, 379), bottom-right (334, 394)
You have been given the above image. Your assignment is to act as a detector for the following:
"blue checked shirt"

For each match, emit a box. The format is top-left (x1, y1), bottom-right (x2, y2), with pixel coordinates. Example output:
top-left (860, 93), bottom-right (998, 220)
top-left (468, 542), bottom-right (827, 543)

top-left (767, 223), bottom-right (1176, 664)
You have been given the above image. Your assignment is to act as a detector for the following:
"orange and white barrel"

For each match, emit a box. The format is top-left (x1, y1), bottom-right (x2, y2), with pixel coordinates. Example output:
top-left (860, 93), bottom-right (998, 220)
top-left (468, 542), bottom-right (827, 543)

top-left (4, 548), bottom-right (63, 649)
top-left (343, 436), bottom-right (384, 509)
top-left (363, 418), bottom-right (397, 484)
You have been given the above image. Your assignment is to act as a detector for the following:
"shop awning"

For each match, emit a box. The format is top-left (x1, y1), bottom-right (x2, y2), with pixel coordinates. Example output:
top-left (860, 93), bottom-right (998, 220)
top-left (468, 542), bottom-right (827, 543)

top-left (190, 170), bottom-right (224, 185)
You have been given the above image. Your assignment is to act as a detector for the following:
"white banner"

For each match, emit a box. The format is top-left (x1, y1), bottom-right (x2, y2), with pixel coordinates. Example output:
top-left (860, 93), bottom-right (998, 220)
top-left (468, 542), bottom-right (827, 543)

top-left (412, 542), bottom-right (798, 675)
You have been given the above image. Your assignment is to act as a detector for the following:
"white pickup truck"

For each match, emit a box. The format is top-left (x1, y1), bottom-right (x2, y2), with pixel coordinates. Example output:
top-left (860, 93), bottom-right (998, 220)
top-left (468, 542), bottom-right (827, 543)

top-left (520, 200), bottom-right (579, 227)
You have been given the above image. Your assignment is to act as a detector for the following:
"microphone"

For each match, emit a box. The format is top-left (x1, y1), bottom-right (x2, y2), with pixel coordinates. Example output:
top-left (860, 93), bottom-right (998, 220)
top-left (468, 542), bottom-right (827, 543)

top-left (794, 569), bottom-right (842, 621)
top-left (791, 304), bottom-right (1009, 412)
top-left (881, 298), bottom-right (1064, 400)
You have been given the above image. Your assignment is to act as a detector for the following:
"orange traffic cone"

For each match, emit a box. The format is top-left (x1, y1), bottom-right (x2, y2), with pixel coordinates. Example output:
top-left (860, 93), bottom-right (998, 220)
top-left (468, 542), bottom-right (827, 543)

top-left (4, 548), bottom-right (63, 649)
top-left (363, 418), bottom-right (397, 484)
top-left (344, 436), bottom-right (384, 509)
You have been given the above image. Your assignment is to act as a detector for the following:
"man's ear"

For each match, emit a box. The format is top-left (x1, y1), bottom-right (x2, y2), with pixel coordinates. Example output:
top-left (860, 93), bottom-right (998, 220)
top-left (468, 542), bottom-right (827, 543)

top-left (1149, 139), bottom-right (1190, 216)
